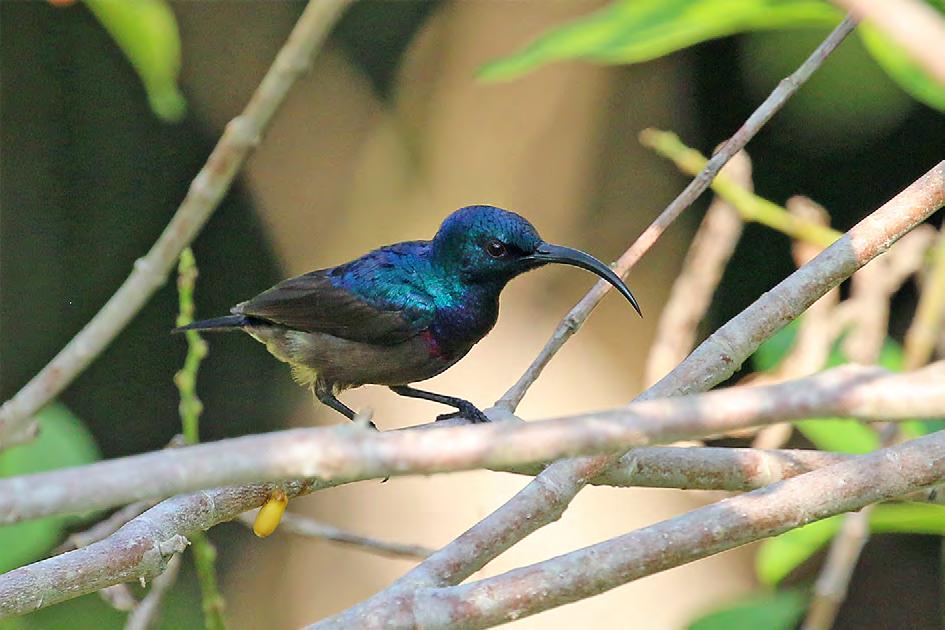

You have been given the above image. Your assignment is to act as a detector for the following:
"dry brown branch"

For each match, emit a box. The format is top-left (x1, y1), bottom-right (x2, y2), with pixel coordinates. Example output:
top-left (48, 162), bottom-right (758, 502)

top-left (801, 223), bottom-right (934, 628)
top-left (495, 15), bottom-right (857, 412)
top-left (236, 512), bottom-right (434, 560)
top-left (644, 152), bottom-right (749, 386)
top-left (55, 501), bottom-right (158, 555)
top-left (803, 507), bottom-right (873, 630)
top-left (4, 364), bottom-right (945, 531)
top-left (322, 161), bottom-right (945, 626)
top-left (7, 423), bottom-right (945, 617)
top-left (99, 584), bottom-right (138, 613)
top-left (842, 226), bottom-right (935, 362)
top-left (314, 422), bottom-right (945, 629)
top-left (123, 554), bottom-right (182, 630)
top-left (905, 224), bottom-right (945, 370)
top-left (751, 196), bottom-right (836, 448)
top-left (830, 0), bottom-right (945, 87)
top-left (803, 223), bottom-right (945, 628)
top-left (0, 0), bottom-right (353, 450)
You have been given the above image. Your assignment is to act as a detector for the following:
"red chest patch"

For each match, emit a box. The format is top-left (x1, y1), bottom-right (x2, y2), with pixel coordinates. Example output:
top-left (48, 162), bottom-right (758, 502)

top-left (419, 329), bottom-right (448, 360)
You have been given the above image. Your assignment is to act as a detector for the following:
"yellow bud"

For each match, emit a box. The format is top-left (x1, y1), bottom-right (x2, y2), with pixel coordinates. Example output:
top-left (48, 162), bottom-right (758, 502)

top-left (253, 490), bottom-right (288, 538)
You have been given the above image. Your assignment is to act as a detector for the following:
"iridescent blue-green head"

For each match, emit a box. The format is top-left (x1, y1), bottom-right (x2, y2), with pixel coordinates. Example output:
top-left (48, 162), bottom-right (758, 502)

top-left (432, 205), bottom-right (641, 315)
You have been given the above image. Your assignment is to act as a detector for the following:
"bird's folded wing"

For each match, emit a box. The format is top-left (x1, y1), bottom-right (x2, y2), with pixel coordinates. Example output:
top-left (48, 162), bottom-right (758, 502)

top-left (233, 271), bottom-right (426, 345)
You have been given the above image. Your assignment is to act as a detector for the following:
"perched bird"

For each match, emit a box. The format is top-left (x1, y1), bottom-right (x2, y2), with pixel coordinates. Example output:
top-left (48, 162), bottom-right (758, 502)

top-left (175, 205), bottom-right (641, 425)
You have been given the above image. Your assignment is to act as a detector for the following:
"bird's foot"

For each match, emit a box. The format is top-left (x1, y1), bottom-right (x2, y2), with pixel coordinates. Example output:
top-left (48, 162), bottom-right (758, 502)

top-left (436, 404), bottom-right (490, 424)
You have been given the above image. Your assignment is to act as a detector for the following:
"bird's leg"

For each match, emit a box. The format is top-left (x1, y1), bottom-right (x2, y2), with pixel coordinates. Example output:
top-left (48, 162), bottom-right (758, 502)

top-left (313, 379), bottom-right (377, 430)
top-left (389, 385), bottom-right (490, 424)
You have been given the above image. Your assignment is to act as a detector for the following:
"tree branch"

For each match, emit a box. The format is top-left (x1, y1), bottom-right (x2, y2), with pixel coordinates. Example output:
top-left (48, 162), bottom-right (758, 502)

top-left (236, 512), bottom-right (434, 560)
top-left (124, 553), bottom-right (182, 630)
top-left (3, 363), bottom-right (945, 528)
top-left (495, 14), bottom-right (856, 412)
top-left (318, 423), bottom-right (945, 629)
top-left (5, 364), bottom-right (945, 616)
top-left (326, 160), bottom-right (945, 623)
top-left (644, 151), bottom-right (749, 386)
top-left (0, 0), bottom-right (354, 450)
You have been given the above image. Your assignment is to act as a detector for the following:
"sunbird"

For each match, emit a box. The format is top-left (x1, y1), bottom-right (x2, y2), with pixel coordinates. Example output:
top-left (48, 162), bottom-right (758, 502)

top-left (176, 205), bottom-right (641, 425)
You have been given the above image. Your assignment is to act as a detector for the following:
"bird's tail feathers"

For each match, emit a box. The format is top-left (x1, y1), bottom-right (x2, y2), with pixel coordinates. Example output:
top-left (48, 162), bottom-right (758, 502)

top-left (172, 315), bottom-right (250, 334)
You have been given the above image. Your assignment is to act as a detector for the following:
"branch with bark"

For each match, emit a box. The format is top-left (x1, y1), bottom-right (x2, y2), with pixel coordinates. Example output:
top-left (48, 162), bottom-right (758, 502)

top-left (312, 421), bottom-right (945, 629)
top-left (4, 7), bottom-right (945, 628)
top-left (4, 361), bottom-right (945, 617)
top-left (0, 0), bottom-right (354, 450)
top-left (321, 158), bottom-right (945, 625)
top-left (494, 15), bottom-right (857, 412)
top-left (3, 362), bottom-right (945, 529)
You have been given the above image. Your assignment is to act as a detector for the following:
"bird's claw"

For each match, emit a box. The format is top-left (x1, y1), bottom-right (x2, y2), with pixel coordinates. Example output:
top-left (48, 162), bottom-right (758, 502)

top-left (436, 406), bottom-right (491, 424)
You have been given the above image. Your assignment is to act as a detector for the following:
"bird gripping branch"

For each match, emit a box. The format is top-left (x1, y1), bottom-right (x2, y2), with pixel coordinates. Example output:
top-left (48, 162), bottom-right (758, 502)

top-left (175, 205), bottom-right (641, 425)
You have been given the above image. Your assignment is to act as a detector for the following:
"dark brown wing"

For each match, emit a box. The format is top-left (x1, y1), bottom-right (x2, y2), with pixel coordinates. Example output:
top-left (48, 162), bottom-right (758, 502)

top-left (232, 270), bottom-right (426, 345)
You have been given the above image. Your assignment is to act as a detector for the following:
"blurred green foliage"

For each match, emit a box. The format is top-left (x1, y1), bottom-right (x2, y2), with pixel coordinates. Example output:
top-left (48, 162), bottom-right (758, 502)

top-left (752, 319), bottom-right (941, 453)
top-left (480, 0), bottom-right (945, 114)
top-left (2, 572), bottom-right (203, 630)
top-left (478, 0), bottom-right (837, 80)
top-left (0, 404), bottom-right (99, 573)
top-left (739, 27), bottom-right (913, 148)
top-left (83, 0), bottom-right (186, 122)
top-left (860, 19), bottom-right (945, 112)
top-left (756, 504), bottom-right (945, 585)
top-left (687, 588), bottom-right (808, 630)
top-left (688, 314), bottom-right (945, 624)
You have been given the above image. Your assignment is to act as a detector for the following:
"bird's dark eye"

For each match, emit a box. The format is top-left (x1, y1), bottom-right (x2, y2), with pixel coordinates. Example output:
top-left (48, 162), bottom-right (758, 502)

top-left (485, 239), bottom-right (507, 258)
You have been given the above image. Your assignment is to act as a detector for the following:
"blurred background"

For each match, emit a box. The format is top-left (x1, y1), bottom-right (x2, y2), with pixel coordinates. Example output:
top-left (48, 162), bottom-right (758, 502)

top-left (2, 1), bottom-right (944, 628)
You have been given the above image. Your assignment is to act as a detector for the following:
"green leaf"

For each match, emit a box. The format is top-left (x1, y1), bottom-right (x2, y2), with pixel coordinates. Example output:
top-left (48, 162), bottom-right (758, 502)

top-left (757, 504), bottom-right (945, 584)
top-left (478, 0), bottom-right (841, 82)
top-left (858, 10), bottom-right (945, 113)
top-left (0, 404), bottom-right (100, 573)
top-left (757, 516), bottom-right (840, 584)
top-left (751, 323), bottom-right (944, 452)
top-left (750, 321), bottom-right (878, 452)
top-left (794, 418), bottom-right (878, 453)
top-left (751, 319), bottom-right (800, 372)
top-left (687, 588), bottom-right (808, 630)
top-left (84, 0), bottom-right (186, 122)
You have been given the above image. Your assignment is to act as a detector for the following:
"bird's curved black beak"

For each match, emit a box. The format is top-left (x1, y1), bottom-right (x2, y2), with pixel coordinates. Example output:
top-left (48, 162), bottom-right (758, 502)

top-left (529, 243), bottom-right (642, 316)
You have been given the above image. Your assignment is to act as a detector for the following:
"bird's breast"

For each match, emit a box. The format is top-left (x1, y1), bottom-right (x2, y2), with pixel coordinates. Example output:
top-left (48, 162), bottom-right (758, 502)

top-left (427, 297), bottom-right (499, 358)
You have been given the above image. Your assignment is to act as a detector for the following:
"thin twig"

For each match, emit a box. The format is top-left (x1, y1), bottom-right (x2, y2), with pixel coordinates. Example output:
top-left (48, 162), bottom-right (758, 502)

top-left (322, 161), bottom-right (945, 625)
top-left (904, 223), bottom-right (945, 370)
top-left (830, 0), bottom-right (945, 86)
top-left (803, 508), bottom-right (874, 630)
top-left (55, 500), bottom-right (158, 554)
top-left (99, 584), bottom-right (139, 613)
top-left (0, 0), bottom-right (354, 450)
top-left (174, 248), bottom-right (226, 630)
top-left (124, 554), bottom-right (182, 630)
top-left (494, 15), bottom-right (857, 412)
top-left (843, 226), bottom-right (934, 363)
top-left (237, 512), bottom-right (434, 560)
top-left (641, 130), bottom-right (842, 247)
top-left (310, 424), bottom-right (945, 629)
top-left (644, 151), bottom-right (750, 386)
